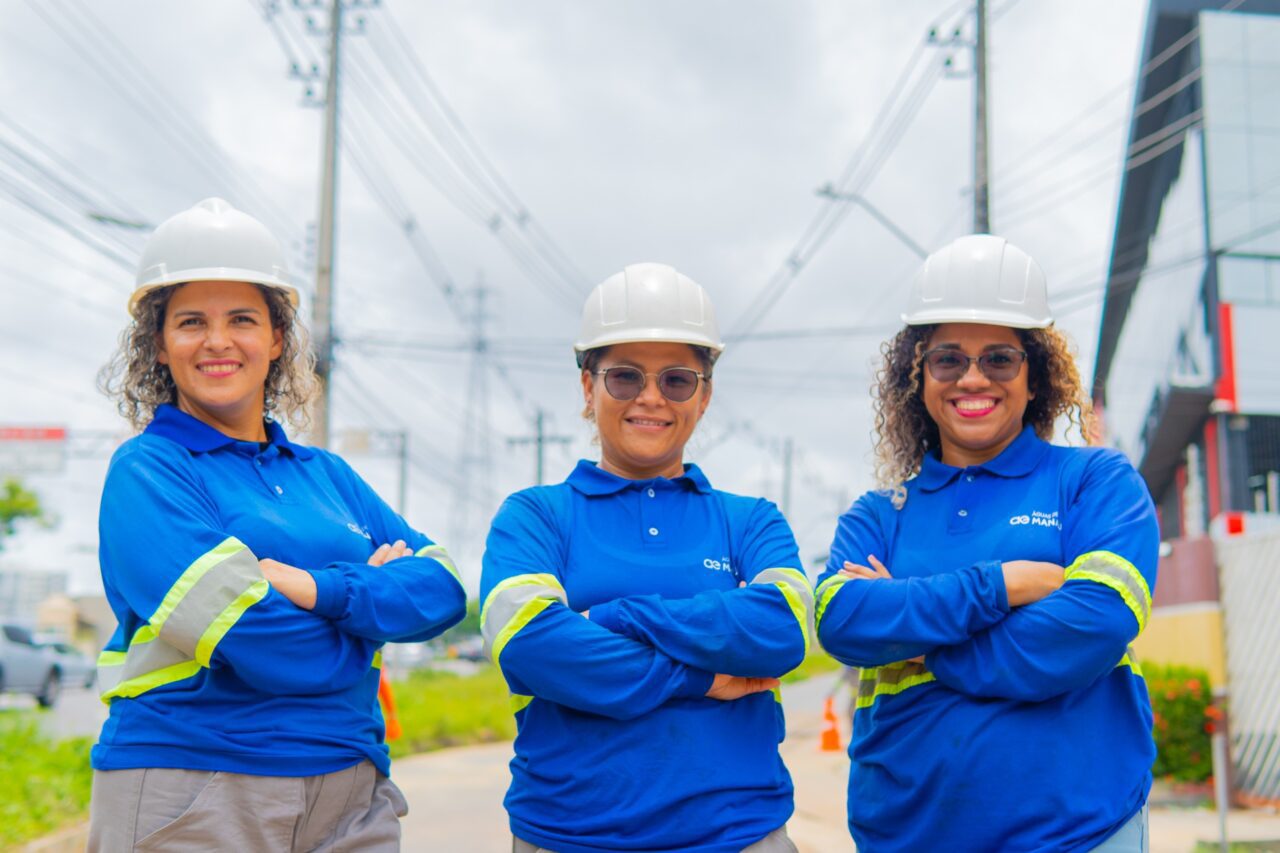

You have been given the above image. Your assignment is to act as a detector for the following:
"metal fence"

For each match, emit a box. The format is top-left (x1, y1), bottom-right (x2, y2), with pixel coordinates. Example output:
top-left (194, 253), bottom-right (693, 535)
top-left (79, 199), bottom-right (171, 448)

top-left (1217, 528), bottom-right (1280, 802)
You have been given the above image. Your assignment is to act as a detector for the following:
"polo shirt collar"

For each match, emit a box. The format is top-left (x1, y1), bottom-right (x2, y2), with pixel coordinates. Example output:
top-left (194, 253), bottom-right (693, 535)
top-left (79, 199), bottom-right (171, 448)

top-left (145, 404), bottom-right (314, 458)
top-left (914, 425), bottom-right (1048, 492)
top-left (567, 459), bottom-right (713, 496)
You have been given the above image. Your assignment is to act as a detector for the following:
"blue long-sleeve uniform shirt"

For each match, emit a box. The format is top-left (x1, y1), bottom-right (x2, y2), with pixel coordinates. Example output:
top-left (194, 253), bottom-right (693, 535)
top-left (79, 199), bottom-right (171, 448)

top-left (92, 404), bottom-right (466, 777)
top-left (816, 426), bottom-right (1158, 853)
top-left (480, 460), bottom-right (814, 853)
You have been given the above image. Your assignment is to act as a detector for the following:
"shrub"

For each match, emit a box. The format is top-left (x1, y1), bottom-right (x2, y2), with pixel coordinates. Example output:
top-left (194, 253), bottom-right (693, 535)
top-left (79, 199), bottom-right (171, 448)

top-left (0, 717), bottom-right (93, 848)
top-left (387, 666), bottom-right (516, 759)
top-left (1144, 662), bottom-right (1213, 782)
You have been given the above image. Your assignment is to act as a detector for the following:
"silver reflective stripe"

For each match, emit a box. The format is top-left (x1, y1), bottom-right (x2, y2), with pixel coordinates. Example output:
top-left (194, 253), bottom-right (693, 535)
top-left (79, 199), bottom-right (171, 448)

top-left (480, 573), bottom-right (567, 664)
top-left (159, 547), bottom-right (263, 657)
top-left (751, 567), bottom-right (815, 654)
top-left (856, 661), bottom-right (935, 709)
top-left (416, 543), bottom-right (462, 585)
top-left (96, 537), bottom-right (267, 703)
top-left (97, 634), bottom-right (198, 701)
top-left (1065, 551), bottom-right (1152, 632)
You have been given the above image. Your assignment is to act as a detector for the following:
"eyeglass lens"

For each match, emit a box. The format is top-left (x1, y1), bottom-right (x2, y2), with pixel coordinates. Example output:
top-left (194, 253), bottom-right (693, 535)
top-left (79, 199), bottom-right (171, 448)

top-left (602, 367), bottom-right (701, 402)
top-left (924, 348), bottom-right (1025, 382)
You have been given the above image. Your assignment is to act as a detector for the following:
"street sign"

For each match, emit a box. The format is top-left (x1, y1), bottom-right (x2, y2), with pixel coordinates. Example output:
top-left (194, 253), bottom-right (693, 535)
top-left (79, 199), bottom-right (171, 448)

top-left (0, 427), bottom-right (68, 475)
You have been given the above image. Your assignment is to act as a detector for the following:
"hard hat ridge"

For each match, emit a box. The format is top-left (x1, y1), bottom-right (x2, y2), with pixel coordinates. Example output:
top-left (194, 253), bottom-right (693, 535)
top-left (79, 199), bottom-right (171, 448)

top-left (902, 233), bottom-right (1052, 329)
top-left (129, 197), bottom-right (298, 317)
top-left (574, 263), bottom-right (725, 367)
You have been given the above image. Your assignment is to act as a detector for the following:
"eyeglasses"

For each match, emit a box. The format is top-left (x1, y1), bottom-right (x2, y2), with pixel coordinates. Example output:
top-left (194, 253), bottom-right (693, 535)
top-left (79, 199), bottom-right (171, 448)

top-left (594, 366), bottom-right (706, 402)
top-left (921, 346), bottom-right (1027, 382)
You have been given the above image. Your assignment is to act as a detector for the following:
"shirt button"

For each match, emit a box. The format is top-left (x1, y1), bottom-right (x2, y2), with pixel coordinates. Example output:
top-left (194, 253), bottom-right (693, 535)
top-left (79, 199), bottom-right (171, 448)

top-left (275, 486), bottom-right (284, 495)
top-left (647, 488), bottom-right (655, 498)
top-left (648, 527), bottom-right (659, 536)
top-left (255, 459), bottom-right (263, 466)
top-left (965, 475), bottom-right (975, 482)
top-left (958, 509), bottom-right (968, 517)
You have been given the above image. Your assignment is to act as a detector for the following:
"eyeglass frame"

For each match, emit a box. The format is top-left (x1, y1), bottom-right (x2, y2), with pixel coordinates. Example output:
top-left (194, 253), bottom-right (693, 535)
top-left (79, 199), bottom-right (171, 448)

top-left (592, 365), bottom-right (708, 402)
top-left (919, 346), bottom-right (1028, 382)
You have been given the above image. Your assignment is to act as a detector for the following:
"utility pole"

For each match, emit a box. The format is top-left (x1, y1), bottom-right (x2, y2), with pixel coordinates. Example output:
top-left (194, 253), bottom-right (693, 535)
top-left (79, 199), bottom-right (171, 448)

top-left (974, 0), bottom-right (991, 234)
top-left (449, 283), bottom-right (496, 550)
top-left (311, 0), bottom-right (343, 448)
top-left (508, 409), bottom-right (572, 486)
top-left (781, 438), bottom-right (794, 517)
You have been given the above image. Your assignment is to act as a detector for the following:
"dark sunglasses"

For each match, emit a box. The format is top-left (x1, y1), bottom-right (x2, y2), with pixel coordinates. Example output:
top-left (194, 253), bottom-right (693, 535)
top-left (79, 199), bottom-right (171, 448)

top-left (594, 366), bottom-right (706, 402)
top-left (921, 346), bottom-right (1027, 382)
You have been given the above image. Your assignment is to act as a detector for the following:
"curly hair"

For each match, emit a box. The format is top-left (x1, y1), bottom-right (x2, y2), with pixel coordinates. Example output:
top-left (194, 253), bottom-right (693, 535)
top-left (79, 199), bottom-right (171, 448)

top-left (99, 283), bottom-right (318, 433)
top-left (872, 324), bottom-right (1096, 508)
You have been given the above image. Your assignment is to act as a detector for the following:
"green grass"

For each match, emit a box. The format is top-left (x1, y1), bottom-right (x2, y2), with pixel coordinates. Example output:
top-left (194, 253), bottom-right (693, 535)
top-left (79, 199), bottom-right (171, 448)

top-left (387, 666), bottom-right (516, 759)
top-left (781, 649), bottom-right (843, 683)
top-left (0, 715), bottom-right (93, 849)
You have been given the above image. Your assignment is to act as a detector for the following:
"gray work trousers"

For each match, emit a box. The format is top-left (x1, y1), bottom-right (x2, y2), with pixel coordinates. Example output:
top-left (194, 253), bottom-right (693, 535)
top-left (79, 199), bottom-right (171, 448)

top-left (87, 759), bottom-right (407, 852)
top-left (513, 825), bottom-right (799, 853)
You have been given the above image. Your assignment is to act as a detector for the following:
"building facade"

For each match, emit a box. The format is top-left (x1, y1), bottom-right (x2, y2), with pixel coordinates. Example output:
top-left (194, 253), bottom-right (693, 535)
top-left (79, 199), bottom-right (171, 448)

top-left (1093, 0), bottom-right (1280, 540)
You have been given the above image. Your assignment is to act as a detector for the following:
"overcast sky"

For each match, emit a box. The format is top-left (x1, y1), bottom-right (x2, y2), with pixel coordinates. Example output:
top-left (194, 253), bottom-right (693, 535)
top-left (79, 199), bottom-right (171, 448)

top-left (0, 0), bottom-right (1149, 594)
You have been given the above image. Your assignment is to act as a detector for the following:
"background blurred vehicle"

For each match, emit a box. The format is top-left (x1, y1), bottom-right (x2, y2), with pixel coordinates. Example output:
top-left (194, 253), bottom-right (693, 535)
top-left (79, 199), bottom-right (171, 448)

top-left (0, 623), bottom-right (61, 707)
top-left (37, 638), bottom-right (95, 689)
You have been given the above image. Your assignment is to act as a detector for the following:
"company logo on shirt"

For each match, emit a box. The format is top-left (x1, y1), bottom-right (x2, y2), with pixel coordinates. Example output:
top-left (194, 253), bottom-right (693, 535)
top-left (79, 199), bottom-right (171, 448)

top-left (703, 556), bottom-right (733, 573)
top-left (1009, 510), bottom-right (1061, 529)
top-left (347, 522), bottom-right (372, 540)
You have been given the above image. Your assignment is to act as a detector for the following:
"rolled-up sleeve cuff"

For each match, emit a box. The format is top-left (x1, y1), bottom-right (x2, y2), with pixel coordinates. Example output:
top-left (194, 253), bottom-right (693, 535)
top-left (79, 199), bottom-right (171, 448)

top-left (676, 666), bottom-right (715, 699)
top-left (308, 567), bottom-right (348, 619)
top-left (979, 559), bottom-right (1009, 613)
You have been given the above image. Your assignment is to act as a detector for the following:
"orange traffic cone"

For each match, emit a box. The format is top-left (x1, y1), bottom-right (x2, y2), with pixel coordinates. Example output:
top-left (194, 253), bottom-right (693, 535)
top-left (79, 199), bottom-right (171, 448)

top-left (378, 669), bottom-right (402, 741)
top-left (820, 696), bottom-right (843, 752)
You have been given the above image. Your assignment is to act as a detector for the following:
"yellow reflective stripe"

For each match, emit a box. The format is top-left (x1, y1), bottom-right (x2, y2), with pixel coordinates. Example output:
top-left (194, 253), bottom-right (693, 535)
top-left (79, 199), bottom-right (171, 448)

top-left (416, 544), bottom-right (462, 584)
top-left (194, 579), bottom-right (269, 667)
top-left (510, 693), bottom-right (533, 714)
top-left (770, 580), bottom-right (811, 657)
top-left (815, 575), bottom-right (849, 626)
top-left (491, 598), bottom-right (555, 665)
top-left (772, 686), bottom-right (783, 704)
top-left (1065, 551), bottom-right (1152, 632)
top-left (100, 659), bottom-right (202, 702)
top-left (1117, 648), bottom-right (1143, 677)
top-left (373, 650), bottom-right (383, 669)
top-left (97, 650), bottom-right (126, 667)
top-left (480, 573), bottom-right (566, 627)
top-left (151, 537), bottom-right (247, 632)
top-left (855, 662), bottom-right (936, 710)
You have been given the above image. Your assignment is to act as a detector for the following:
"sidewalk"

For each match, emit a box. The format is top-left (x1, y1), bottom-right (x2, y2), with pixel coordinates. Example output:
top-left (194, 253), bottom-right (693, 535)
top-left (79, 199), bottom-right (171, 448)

top-left (395, 675), bottom-right (1280, 852)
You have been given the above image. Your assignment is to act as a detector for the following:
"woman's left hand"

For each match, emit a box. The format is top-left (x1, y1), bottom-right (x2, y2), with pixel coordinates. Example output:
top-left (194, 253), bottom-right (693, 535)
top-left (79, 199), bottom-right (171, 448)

top-left (260, 558), bottom-right (318, 610)
top-left (840, 555), bottom-right (892, 580)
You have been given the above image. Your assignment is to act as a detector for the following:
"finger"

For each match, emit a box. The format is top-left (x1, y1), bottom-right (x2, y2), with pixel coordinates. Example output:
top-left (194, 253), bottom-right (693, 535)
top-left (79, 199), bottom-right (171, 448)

top-left (867, 555), bottom-right (892, 578)
top-left (842, 565), bottom-right (879, 579)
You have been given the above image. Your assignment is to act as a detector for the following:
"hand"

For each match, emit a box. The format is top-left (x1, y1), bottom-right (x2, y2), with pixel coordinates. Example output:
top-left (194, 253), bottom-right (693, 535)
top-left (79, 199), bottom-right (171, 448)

top-left (260, 558), bottom-right (318, 610)
top-left (705, 673), bottom-right (780, 702)
top-left (367, 540), bottom-right (415, 567)
top-left (1001, 560), bottom-right (1065, 607)
top-left (840, 555), bottom-right (892, 580)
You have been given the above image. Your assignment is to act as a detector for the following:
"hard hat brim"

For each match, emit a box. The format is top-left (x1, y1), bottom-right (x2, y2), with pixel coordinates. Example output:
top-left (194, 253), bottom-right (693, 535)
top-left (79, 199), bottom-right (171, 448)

top-left (128, 271), bottom-right (299, 318)
top-left (901, 308), bottom-right (1053, 329)
top-left (573, 329), bottom-right (726, 362)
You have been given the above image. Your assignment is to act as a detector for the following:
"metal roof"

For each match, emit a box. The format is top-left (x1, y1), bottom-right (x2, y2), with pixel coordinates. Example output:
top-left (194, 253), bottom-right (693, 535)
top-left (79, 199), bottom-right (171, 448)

top-left (1091, 0), bottom-right (1280, 402)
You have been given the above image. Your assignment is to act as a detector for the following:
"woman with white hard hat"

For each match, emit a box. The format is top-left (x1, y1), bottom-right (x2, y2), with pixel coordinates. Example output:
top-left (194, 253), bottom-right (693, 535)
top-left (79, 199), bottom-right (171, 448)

top-left (480, 262), bottom-right (813, 853)
top-left (89, 198), bottom-right (466, 851)
top-left (815, 234), bottom-right (1158, 852)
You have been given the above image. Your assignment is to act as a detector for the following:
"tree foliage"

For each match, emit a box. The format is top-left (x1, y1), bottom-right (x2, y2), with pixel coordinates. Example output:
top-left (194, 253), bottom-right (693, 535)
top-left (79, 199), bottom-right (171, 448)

top-left (0, 477), bottom-right (43, 548)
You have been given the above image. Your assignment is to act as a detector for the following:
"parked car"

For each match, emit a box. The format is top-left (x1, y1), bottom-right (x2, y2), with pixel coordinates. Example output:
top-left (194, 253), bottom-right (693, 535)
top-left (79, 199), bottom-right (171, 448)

top-left (0, 623), bottom-right (61, 707)
top-left (38, 639), bottom-right (96, 689)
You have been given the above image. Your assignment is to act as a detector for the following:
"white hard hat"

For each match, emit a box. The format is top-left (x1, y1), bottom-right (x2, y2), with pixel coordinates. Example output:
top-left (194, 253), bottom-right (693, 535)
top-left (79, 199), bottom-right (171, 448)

top-left (574, 263), bottom-right (725, 366)
top-left (129, 197), bottom-right (297, 317)
top-left (902, 234), bottom-right (1052, 329)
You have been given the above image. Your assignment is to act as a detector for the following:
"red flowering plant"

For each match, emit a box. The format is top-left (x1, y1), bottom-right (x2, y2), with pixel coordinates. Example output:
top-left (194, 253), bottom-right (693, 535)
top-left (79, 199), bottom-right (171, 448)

top-left (1144, 662), bottom-right (1214, 782)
